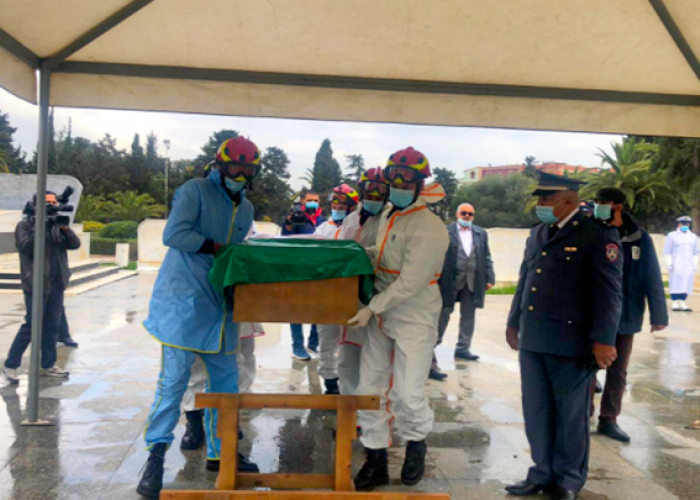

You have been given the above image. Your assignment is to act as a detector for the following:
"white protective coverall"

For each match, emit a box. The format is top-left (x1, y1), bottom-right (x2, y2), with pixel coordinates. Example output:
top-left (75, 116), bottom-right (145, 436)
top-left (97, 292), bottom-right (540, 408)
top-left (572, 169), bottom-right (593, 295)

top-left (335, 203), bottom-right (383, 395)
top-left (314, 219), bottom-right (344, 381)
top-left (182, 322), bottom-right (263, 412)
top-left (664, 228), bottom-right (699, 296)
top-left (356, 183), bottom-right (449, 450)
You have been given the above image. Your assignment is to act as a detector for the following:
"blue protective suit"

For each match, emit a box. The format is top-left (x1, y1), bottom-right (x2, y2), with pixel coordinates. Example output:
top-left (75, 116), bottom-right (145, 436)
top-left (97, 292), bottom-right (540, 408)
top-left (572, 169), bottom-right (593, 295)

top-left (143, 168), bottom-right (254, 460)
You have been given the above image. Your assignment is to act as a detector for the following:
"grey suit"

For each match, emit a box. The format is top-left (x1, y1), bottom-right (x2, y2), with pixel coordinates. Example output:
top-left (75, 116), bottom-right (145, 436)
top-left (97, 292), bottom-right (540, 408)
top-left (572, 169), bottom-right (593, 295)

top-left (436, 223), bottom-right (495, 356)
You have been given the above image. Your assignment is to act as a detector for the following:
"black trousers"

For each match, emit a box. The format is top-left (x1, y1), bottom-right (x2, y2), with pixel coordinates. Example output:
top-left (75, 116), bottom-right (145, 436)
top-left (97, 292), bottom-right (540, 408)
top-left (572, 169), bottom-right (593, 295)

top-left (5, 284), bottom-right (64, 370)
top-left (520, 349), bottom-right (593, 492)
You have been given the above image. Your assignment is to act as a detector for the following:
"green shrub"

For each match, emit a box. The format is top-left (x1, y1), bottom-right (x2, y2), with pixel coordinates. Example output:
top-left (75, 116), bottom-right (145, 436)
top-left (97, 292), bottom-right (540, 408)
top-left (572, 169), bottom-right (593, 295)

top-left (82, 221), bottom-right (105, 233)
top-left (99, 221), bottom-right (139, 239)
top-left (91, 237), bottom-right (138, 261)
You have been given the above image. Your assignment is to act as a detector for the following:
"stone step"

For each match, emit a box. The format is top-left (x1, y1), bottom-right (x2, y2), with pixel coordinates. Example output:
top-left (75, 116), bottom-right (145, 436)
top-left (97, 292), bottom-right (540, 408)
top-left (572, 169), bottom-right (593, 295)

top-left (0, 259), bottom-right (100, 280)
top-left (0, 262), bottom-right (118, 290)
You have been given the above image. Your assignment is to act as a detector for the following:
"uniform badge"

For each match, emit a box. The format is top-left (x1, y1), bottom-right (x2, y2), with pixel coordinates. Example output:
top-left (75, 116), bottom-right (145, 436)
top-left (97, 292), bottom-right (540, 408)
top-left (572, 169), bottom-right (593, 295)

top-left (606, 244), bottom-right (619, 262)
top-left (632, 246), bottom-right (641, 260)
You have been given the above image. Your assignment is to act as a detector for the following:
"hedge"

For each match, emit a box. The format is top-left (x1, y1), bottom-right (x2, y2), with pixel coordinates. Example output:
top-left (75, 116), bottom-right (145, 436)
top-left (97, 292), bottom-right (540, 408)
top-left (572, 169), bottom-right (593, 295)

top-left (99, 221), bottom-right (139, 239)
top-left (83, 221), bottom-right (105, 233)
top-left (91, 237), bottom-right (138, 261)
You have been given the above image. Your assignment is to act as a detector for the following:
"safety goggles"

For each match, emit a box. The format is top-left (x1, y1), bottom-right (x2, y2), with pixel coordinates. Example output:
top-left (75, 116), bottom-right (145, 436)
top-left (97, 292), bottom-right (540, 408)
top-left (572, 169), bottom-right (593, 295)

top-left (385, 165), bottom-right (422, 183)
top-left (360, 181), bottom-right (389, 196)
top-left (331, 195), bottom-right (355, 208)
top-left (223, 163), bottom-right (260, 181)
top-left (460, 211), bottom-right (474, 217)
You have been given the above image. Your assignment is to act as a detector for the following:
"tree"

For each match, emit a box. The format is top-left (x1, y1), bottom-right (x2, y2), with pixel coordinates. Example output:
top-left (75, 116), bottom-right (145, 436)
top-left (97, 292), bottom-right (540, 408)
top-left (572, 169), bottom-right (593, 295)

top-left (101, 190), bottom-right (166, 222)
top-left (75, 194), bottom-right (107, 222)
top-left (453, 175), bottom-right (537, 228)
top-left (523, 155), bottom-right (538, 179)
top-left (303, 139), bottom-right (343, 199)
top-left (580, 138), bottom-right (680, 231)
top-left (247, 146), bottom-right (295, 222)
top-left (0, 110), bottom-right (26, 173)
top-left (344, 154), bottom-right (365, 184)
top-left (126, 133), bottom-right (151, 194)
top-left (432, 167), bottom-right (459, 221)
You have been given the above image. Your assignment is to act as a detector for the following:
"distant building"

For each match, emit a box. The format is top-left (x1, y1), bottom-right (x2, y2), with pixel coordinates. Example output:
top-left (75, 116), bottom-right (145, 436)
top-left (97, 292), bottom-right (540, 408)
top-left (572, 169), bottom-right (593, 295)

top-left (459, 162), bottom-right (599, 185)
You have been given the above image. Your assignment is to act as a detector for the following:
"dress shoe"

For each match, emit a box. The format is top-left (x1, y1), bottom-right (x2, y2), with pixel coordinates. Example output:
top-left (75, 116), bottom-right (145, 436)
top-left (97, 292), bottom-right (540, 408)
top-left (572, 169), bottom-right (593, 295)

top-left (401, 440), bottom-right (427, 486)
top-left (206, 454), bottom-right (260, 473)
top-left (324, 378), bottom-right (340, 395)
top-left (58, 336), bottom-right (79, 348)
top-left (354, 448), bottom-right (389, 491)
top-left (136, 443), bottom-right (166, 499)
top-left (505, 479), bottom-right (554, 496)
top-left (429, 368), bottom-right (448, 381)
top-left (598, 421), bottom-right (631, 442)
top-left (180, 410), bottom-right (205, 450)
top-left (454, 350), bottom-right (479, 361)
top-left (550, 486), bottom-right (579, 500)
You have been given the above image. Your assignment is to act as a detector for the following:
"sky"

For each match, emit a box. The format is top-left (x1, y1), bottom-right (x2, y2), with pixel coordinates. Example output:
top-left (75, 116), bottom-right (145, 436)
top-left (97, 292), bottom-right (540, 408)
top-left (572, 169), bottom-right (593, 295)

top-left (0, 88), bottom-right (621, 190)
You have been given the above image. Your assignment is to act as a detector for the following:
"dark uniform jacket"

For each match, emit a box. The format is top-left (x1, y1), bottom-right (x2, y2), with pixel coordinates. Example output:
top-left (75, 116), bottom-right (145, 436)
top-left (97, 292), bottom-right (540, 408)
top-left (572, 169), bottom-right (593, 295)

top-left (16, 220), bottom-right (82, 292)
top-left (438, 223), bottom-right (495, 310)
top-left (616, 213), bottom-right (668, 335)
top-left (507, 211), bottom-right (623, 358)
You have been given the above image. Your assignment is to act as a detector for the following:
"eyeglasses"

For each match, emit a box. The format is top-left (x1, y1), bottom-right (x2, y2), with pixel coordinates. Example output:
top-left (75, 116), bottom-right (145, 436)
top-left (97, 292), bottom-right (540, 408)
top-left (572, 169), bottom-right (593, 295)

top-left (361, 181), bottom-right (389, 196)
top-left (385, 165), bottom-right (421, 183)
top-left (224, 163), bottom-right (260, 181)
top-left (460, 211), bottom-right (474, 216)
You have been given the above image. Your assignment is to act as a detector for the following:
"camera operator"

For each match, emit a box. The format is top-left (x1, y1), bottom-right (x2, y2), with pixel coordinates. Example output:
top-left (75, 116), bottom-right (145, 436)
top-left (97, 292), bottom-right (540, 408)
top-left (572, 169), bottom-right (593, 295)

top-left (281, 191), bottom-right (326, 360)
top-left (1, 191), bottom-right (81, 384)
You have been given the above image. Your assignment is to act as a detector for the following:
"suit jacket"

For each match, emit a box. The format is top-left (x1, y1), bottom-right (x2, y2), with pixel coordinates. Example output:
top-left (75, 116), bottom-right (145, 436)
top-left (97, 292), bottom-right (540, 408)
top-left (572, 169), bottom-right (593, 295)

top-left (438, 222), bottom-right (495, 309)
top-left (507, 212), bottom-right (623, 358)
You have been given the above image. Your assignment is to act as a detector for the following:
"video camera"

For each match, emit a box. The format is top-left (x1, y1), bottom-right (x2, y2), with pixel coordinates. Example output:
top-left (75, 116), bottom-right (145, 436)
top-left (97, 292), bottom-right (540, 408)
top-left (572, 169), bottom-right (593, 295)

top-left (288, 199), bottom-right (308, 226)
top-left (22, 186), bottom-right (75, 228)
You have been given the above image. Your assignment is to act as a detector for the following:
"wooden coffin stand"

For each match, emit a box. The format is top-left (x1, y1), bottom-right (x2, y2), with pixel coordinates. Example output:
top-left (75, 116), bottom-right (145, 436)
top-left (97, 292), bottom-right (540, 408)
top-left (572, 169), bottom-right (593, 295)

top-left (162, 277), bottom-right (449, 498)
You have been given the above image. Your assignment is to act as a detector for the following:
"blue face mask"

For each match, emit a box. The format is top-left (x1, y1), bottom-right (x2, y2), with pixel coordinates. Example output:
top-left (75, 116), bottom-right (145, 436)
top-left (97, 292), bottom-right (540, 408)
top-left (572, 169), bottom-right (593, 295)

top-left (389, 187), bottom-right (415, 209)
top-left (458, 219), bottom-right (472, 228)
top-left (363, 200), bottom-right (384, 215)
top-left (535, 205), bottom-right (559, 225)
top-left (594, 203), bottom-right (612, 221)
top-left (305, 201), bottom-right (319, 210)
top-left (224, 177), bottom-right (247, 193)
top-left (331, 209), bottom-right (347, 222)
top-left (680, 226), bottom-right (690, 233)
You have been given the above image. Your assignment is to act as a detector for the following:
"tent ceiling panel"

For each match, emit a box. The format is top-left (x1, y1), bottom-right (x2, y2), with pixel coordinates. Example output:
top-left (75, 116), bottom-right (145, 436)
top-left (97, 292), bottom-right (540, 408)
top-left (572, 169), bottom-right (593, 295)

top-left (64, 0), bottom-right (700, 95)
top-left (665, 0), bottom-right (700, 63)
top-left (0, 0), bottom-right (134, 58)
top-left (0, 46), bottom-right (36, 103)
top-left (50, 73), bottom-right (700, 137)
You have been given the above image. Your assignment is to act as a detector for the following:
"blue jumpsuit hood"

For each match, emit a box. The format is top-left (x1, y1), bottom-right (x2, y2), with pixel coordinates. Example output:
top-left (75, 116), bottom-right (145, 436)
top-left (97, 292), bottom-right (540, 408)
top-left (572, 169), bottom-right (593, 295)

top-left (143, 171), bottom-right (254, 353)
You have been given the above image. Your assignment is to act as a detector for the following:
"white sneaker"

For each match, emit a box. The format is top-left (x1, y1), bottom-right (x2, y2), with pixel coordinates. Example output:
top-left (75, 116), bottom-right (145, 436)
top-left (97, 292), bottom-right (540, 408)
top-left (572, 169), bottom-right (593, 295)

top-left (672, 300), bottom-right (681, 311)
top-left (1, 366), bottom-right (19, 385)
top-left (680, 301), bottom-right (693, 312)
top-left (40, 366), bottom-right (69, 378)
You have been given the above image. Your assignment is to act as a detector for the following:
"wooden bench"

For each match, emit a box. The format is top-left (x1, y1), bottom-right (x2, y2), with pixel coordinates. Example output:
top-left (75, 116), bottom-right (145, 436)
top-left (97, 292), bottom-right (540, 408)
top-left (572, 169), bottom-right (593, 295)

top-left (160, 393), bottom-right (450, 500)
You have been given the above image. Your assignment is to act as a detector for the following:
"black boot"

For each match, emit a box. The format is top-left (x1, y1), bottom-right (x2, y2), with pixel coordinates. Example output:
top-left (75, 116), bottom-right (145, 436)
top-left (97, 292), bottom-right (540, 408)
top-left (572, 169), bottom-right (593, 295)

top-left (401, 440), bottom-right (427, 486)
top-left (136, 443), bottom-right (166, 499)
top-left (354, 448), bottom-right (389, 491)
top-left (206, 453), bottom-right (260, 473)
top-left (180, 410), bottom-right (205, 450)
top-left (324, 378), bottom-right (340, 395)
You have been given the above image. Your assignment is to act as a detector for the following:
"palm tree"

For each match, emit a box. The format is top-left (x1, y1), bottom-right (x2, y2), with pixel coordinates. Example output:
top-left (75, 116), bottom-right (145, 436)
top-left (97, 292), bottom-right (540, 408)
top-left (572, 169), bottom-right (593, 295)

top-left (102, 191), bottom-right (166, 222)
top-left (75, 194), bottom-right (108, 222)
top-left (580, 139), bottom-right (679, 213)
top-left (0, 149), bottom-right (15, 174)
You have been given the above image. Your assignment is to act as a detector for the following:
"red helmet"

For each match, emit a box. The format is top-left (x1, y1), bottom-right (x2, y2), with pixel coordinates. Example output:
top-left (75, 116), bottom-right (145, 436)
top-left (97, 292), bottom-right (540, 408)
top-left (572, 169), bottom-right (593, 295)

top-left (216, 137), bottom-right (261, 179)
top-left (332, 184), bottom-right (360, 206)
top-left (359, 167), bottom-right (389, 196)
top-left (385, 147), bottom-right (431, 182)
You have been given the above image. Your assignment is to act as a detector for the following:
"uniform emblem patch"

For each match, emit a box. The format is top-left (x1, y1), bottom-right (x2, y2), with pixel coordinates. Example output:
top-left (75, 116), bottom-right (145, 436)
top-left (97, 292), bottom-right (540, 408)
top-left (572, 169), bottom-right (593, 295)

top-left (632, 246), bottom-right (641, 260)
top-left (606, 244), bottom-right (619, 262)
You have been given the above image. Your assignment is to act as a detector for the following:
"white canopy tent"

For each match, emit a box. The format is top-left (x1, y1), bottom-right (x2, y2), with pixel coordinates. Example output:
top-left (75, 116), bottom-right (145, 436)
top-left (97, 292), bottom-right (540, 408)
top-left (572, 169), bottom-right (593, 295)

top-left (1, 0), bottom-right (699, 422)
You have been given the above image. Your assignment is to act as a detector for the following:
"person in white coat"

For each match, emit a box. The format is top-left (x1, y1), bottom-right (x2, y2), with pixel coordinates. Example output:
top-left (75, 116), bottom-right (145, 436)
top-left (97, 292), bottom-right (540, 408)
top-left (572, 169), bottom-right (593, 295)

top-left (314, 184), bottom-right (360, 394)
top-left (664, 216), bottom-right (699, 312)
top-left (336, 167), bottom-right (390, 396)
top-left (348, 147), bottom-right (449, 491)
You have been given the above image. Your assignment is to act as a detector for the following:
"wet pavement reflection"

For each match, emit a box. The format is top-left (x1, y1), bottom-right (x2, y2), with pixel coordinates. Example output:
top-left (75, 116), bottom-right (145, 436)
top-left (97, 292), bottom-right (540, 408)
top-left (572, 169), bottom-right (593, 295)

top-left (0, 273), bottom-right (698, 499)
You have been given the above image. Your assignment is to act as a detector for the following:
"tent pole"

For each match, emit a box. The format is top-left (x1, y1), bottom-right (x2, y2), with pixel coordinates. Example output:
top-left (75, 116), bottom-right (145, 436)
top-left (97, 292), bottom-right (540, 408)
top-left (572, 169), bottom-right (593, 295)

top-left (23, 64), bottom-right (52, 426)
